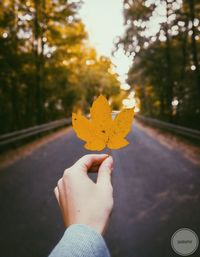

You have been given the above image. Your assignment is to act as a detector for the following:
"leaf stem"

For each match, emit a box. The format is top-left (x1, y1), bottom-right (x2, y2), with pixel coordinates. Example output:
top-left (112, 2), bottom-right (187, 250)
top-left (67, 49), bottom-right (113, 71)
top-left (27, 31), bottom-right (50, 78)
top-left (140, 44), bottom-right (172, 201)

top-left (107, 148), bottom-right (112, 156)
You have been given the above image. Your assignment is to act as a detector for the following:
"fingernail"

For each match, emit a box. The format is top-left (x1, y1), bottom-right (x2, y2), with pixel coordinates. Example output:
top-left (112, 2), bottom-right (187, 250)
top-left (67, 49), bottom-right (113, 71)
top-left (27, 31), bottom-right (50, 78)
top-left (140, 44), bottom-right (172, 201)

top-left (104, 156), bottom-right (113, 169)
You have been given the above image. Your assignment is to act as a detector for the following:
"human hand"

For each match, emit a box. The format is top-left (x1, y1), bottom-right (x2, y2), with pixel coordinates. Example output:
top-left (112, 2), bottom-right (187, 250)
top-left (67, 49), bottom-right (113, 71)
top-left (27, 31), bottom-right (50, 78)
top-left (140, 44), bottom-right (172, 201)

top-left (54, 154), bottom-right (113, 235)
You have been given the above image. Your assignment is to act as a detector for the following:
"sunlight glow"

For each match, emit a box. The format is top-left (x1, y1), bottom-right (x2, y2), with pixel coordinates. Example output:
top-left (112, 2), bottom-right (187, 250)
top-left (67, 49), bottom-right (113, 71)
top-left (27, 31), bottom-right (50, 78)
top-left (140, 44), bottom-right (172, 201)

top-left (191, 65), bottom-right (196, 71)
top-left (123, 98), bottom-right (136, 108)
top-left (122, 90), bottom-right (140, 112)
top-left (77, 0), bottom-right (184, 87)
top-left (134, 107), bottom-right (140, 113)
top-left (79, 0), bottom-right (132, 84)
top-left (121, 83), bottom-right (131, 91)
top-left (172, 98), bottom-right (179, 107)
top-left (2, 32), bottom-right (8, 38)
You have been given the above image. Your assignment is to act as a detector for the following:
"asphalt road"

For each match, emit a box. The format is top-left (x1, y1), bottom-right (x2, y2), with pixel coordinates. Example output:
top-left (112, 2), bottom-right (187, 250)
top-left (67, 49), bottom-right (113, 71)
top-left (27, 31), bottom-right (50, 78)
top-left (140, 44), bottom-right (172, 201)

top-left (0, 123), bottom-right (200, 257)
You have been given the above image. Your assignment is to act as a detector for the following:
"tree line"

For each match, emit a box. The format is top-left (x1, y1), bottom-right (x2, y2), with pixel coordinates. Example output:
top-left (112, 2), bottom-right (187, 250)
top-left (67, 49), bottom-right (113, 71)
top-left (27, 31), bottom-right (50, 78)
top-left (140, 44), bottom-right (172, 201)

top-left (0, 0), bottom-right (120, 134)
top-left (117, 0), bottom-right (200, 129)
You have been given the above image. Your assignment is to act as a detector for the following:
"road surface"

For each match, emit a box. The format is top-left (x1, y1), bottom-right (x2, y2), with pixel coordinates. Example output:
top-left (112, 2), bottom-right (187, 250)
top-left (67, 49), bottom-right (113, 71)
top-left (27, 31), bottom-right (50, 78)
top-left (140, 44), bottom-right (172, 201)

top-left (0, 123), bottom-right (200, 257)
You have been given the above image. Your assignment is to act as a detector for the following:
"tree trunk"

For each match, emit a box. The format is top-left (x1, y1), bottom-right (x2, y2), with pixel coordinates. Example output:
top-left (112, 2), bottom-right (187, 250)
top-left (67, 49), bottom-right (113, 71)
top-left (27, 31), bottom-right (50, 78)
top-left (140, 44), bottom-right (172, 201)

top-left (164, 0), bottom-right (174, 121)
top-left (34, 0), bottom-right (43, 124)
top-left (188, 0), bottom-right (200, 107)
top-left (10, 0), bottom-right (19, 131)
top-left (177, 18), bottom-right (188, 122)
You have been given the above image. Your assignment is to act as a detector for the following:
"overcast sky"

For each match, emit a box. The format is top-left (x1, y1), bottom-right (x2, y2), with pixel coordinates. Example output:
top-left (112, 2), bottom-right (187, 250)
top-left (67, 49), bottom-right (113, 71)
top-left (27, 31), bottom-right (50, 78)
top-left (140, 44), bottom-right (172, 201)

top-left (79, 0), bottom-right (132, 88)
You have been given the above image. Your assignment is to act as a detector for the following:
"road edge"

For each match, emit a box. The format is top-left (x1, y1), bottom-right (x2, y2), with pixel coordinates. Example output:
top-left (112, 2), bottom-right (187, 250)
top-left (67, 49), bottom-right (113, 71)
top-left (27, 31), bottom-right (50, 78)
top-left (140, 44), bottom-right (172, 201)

top-left (135, 120), bottom-right (200, 167)
top-left (0, 126), bottom-right (71, 170)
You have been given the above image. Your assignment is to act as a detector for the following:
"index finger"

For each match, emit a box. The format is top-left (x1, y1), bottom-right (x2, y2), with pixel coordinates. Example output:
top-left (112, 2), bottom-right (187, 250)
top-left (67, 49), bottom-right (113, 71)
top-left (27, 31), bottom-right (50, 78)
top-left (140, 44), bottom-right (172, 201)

top-left (73, 154), bottom-right (109, 174)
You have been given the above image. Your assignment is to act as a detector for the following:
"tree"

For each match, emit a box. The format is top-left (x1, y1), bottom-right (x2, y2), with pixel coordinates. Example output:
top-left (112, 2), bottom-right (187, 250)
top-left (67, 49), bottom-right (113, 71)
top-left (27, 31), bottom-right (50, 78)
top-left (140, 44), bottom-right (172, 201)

top-left (117, 0), bottom-right (200, 128)
top-left (0, 0), bottom-right (120, 134)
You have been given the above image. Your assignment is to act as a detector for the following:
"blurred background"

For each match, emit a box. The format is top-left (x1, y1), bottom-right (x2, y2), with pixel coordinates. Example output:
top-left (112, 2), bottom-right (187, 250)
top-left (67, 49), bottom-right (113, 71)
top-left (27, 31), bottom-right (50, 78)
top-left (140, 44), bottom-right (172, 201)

top-left (0, 1), bottom-right (200, 257)
top-left (0, 0), bottom-right (200, 133)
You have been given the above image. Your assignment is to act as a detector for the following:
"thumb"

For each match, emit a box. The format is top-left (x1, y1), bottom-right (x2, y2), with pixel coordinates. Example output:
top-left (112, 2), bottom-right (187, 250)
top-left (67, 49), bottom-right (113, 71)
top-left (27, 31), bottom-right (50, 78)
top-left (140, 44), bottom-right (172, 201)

top-left (97, 156), bottom-right (113, 187)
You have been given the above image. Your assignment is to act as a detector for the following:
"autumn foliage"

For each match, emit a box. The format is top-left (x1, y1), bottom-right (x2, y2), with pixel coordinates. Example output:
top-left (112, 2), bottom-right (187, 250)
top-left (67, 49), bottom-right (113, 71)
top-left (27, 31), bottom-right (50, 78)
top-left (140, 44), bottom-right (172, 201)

top-left (72, 95), bottom-right (134, 151)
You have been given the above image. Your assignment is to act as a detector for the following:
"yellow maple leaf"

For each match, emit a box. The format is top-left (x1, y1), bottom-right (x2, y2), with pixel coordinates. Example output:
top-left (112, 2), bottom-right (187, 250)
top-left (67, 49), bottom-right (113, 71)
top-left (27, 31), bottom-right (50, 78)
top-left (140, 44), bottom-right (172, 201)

top-left (72, 95), bottom-right (134, 151)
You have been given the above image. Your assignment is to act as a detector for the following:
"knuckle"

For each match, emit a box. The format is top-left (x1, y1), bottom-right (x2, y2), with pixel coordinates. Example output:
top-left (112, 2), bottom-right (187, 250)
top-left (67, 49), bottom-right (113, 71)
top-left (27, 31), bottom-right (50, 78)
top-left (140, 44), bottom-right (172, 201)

top-left (54, 187), bottom-right (59, 198)
top-left (79, 154), bottom-right (89, 162)
top-left (64, 168), bottom-right (71, 177)
top-left (57, 178), bottom-right (63, 188)
top-left (63, 170), bottom-right (76, 183)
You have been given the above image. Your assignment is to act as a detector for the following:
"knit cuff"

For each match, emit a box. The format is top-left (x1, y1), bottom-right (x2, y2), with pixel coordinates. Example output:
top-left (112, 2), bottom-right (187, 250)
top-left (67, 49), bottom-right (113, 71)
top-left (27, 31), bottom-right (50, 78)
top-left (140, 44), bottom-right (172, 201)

top-left (49, 224), bottom-right (110, 257)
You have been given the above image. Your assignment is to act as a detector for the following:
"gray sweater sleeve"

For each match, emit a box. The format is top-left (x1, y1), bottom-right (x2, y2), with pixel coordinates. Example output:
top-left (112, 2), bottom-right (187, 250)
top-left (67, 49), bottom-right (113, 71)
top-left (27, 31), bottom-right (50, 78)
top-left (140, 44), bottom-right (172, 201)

top-left (48, 224), bottom-right (111, 257)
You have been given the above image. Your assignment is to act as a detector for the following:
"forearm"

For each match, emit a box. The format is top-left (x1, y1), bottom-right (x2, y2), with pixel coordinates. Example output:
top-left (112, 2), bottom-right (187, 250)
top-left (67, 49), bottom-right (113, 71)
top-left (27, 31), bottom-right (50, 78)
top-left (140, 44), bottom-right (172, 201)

top-left (48, 224), bottom-right (110, 257)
